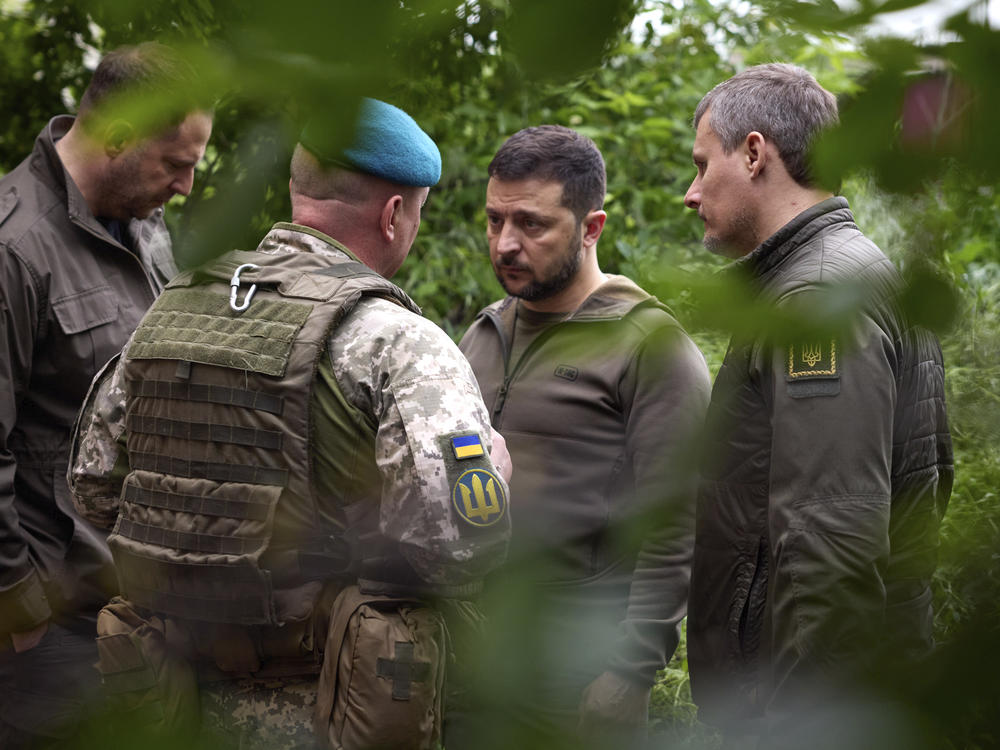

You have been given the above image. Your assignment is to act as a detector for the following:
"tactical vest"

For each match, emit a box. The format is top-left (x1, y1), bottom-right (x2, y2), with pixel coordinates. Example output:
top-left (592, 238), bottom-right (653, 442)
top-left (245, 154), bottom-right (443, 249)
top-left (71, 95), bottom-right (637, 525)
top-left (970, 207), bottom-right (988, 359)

top-left (108, 249), bottom-right (419, 627)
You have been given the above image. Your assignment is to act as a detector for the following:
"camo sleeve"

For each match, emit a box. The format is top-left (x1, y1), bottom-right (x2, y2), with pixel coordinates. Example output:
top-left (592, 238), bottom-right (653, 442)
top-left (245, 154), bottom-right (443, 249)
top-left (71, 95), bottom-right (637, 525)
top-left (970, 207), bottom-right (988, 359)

top-left (67, 352), bottom-right (130, 529)
top-left (328, 297), bottom-right (511, 589)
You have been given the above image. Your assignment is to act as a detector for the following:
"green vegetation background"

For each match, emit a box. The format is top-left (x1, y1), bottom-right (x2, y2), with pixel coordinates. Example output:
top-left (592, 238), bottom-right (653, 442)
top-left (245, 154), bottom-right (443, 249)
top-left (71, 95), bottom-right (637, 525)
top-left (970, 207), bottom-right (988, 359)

top-left (2, 0), bottom-right (999, 746)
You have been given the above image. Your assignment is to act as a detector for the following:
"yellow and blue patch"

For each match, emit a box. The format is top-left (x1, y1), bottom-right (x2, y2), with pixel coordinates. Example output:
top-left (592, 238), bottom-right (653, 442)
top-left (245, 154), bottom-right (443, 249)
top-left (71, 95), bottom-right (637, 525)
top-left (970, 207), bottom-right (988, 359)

top-left (452, 468), bottom-right (506, 527)
top-left (450, 433), bottom-right (485, 460)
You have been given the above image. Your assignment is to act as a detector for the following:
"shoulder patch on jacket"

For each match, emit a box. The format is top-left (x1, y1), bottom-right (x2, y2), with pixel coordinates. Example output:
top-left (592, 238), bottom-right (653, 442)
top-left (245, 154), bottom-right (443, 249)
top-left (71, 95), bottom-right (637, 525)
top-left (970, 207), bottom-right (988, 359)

top-left (438, 432), bottom-right (506, 528)
top-left (452, 468), bottom-right (506, 527)
top-left (785, 339), bottom-right (840, 398)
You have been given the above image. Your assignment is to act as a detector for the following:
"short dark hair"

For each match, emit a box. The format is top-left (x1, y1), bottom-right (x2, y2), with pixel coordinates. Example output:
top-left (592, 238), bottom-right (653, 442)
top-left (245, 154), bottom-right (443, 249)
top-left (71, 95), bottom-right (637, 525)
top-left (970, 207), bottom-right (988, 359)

top-left (77, 42), bottom-right (205, 135)
top-left (488, 125), bottom-right (606, 220)
top-left (694, 63), bottom-right (838, 187)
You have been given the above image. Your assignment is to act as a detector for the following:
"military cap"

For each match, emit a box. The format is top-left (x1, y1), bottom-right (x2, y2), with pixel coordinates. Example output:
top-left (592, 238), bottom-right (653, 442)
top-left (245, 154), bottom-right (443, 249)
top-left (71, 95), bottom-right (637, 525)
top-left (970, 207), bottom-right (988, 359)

top-left (299, 98), bottom-right (441, 187)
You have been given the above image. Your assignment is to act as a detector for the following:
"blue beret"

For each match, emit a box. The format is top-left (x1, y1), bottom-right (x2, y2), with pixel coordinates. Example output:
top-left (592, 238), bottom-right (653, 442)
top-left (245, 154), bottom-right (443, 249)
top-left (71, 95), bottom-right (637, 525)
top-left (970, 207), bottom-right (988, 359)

top-left (300, 98), bottom-right (441, 187)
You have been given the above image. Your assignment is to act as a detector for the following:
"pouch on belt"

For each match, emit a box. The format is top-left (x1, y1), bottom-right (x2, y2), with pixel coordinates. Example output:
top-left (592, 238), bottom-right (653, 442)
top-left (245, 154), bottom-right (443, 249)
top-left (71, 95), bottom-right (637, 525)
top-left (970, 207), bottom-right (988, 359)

top-left (313, 584), bottom-right (448, 750)
top-left (95, 596), bottom-right (200, 740)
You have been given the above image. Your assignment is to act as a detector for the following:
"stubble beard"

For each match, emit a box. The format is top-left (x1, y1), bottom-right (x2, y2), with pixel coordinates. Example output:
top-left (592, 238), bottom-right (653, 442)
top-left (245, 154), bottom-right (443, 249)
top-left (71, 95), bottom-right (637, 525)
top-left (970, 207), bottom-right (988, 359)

top-left (101, 148), bottom-right (163, 221)
top-left (703, 206), bottom-right (759, 259)
top-left (495, 225), bottom-right (583, 302)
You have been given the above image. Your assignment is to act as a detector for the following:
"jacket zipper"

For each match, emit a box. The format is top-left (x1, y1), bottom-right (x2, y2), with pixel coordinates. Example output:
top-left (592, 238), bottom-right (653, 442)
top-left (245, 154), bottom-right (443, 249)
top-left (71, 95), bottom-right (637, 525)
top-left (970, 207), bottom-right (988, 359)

top-left (482, 307), bottom-right (624, 429)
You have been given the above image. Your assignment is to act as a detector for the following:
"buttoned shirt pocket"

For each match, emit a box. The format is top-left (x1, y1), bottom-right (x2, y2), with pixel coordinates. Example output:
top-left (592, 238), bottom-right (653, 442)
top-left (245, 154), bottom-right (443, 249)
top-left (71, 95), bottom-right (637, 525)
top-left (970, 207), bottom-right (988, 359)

top-left (52, 285), bottom-right (119, 334)
top-left (50, 285), bottom-right (122, 396)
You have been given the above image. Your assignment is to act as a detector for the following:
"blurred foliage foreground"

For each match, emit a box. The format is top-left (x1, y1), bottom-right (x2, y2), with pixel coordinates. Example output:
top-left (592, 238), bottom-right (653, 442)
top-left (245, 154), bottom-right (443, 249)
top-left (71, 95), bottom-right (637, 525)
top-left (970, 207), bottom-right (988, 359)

top-left (2, 0), bottom-right (1000, 747)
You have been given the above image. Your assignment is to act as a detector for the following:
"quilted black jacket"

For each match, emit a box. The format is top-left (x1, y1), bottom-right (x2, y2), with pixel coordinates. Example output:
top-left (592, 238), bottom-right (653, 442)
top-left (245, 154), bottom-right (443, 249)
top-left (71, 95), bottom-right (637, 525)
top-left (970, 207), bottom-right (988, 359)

top-left (688, 197), bottom-right (953, 734)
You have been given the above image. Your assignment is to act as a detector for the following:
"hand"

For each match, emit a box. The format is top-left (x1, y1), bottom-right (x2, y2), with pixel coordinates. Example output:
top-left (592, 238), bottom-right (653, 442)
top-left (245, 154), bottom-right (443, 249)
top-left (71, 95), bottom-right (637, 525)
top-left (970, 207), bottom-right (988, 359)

top-left (579, 670), bottom-right (651, 730)
top-left (11, 621), bottom-right (49, 653)
top-left (489, 427), bottom-right (513, 483)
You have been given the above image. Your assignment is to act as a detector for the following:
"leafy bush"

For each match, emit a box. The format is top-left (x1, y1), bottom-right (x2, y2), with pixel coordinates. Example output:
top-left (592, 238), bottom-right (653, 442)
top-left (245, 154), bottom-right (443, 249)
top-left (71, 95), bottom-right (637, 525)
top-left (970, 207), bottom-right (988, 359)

top-left (3, 0), bottom-right (1000, 744)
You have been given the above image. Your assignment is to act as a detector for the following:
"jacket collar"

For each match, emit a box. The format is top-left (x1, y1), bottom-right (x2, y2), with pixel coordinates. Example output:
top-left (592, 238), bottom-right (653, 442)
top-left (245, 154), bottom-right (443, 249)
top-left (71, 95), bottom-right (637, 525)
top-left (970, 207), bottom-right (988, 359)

top-left (248, 222), bottom-right (422, 315)
top-left (42, 116), bottom-right (93, 228)
top-left (570, 274), bottom-right (657, 319)
top-left (257, 221), bottom-right (364, 263)
top-left (733, 196), bottom-right (853, 282)
top-left (30, 116), bottom-right (72, 194)
top-left (34, 116), bottom-right (106, 235)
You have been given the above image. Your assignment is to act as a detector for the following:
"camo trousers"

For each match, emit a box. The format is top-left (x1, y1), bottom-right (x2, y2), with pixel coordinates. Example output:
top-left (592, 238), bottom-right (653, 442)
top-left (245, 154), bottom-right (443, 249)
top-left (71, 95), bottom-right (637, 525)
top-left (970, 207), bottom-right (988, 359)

top-left (199, 675), bottom-right (321, 750)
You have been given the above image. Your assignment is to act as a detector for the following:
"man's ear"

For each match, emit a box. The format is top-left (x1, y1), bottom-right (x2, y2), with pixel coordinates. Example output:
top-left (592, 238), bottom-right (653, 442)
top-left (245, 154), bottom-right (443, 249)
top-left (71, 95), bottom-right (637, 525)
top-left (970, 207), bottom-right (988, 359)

top-left (379, 195), bottom-right (403, 243)
top-left (104, 119), bottom-right (134, 158)
top-left (745, 131), bottom-right (768, 178)
top-left (582, 210), bottom-right (607, 248)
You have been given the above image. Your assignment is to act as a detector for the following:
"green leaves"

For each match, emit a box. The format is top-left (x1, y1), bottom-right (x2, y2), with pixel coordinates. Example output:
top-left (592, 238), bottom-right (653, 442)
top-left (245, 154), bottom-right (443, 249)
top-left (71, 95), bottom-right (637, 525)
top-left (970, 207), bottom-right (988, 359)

top-left (502, 0), bottom-right (640, 81)
top-left (3, 2), bottom-right (1000, 740)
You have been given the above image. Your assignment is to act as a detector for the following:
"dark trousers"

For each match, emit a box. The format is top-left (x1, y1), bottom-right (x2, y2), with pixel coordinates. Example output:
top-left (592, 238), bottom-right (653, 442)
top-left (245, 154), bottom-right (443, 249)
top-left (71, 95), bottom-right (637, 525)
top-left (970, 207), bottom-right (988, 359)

top-left (0, 619), bottom-right (102, 749)
top-left (444, 578), bottom-right (635, 750)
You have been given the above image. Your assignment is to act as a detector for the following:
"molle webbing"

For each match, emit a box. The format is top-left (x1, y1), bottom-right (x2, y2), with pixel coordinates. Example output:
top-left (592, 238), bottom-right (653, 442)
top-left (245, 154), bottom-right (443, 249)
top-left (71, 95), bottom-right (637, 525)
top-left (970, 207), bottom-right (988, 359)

top-left (123, 483), bottom-right (272, 522)
top-left (129, 452), bottom-right (288, 486)
top-left (129, 288), bottom-right (312, 377)
top-left (111, 249), bottom-right (413, 627)
top-left (130, 379), bottom-right (284, 415)
top-left (111, 554), bottom-right (277, 623)
top-left (116, 517), bottom-right (266, 556)
top-left (112, 471), bottom-right (283, 624)
top-left (126, 414), bottom-right (284, 450)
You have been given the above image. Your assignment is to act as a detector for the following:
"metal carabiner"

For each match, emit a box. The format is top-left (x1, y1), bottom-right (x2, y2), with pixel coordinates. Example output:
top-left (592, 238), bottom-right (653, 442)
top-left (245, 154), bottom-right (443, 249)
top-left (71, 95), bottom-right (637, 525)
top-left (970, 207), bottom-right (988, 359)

top-left (229, 263), bottom-right (260, 312)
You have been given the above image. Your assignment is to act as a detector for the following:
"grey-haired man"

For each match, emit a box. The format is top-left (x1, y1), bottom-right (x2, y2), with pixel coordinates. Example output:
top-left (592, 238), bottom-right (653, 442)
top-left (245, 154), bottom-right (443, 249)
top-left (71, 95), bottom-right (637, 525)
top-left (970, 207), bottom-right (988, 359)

top-left (684, 63), bottom-right (953, 747)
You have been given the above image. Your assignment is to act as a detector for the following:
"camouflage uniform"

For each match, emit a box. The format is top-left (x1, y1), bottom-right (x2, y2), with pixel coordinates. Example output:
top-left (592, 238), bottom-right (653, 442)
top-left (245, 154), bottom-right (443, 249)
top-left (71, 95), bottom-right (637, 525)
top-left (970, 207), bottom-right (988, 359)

top-left (198, 676), bottom-right (320, 750)
top-left (69, 223), bottom-right (511, 747)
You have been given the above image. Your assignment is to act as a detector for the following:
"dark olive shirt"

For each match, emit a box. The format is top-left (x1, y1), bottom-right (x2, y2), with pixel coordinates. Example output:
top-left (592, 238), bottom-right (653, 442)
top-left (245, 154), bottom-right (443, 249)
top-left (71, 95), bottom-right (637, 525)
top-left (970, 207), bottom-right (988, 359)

top-left (461, 275), bottom-right (711, 689)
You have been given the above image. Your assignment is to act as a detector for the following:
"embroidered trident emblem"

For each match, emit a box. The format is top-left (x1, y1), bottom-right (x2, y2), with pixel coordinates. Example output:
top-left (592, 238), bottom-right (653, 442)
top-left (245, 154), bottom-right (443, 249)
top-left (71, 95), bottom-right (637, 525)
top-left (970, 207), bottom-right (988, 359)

top-left (459, 472), bottom-right (502, 522)
top-left (801, 342), bottom-right (823, 368)
top-left (453, 469), bottom-right (506, 526)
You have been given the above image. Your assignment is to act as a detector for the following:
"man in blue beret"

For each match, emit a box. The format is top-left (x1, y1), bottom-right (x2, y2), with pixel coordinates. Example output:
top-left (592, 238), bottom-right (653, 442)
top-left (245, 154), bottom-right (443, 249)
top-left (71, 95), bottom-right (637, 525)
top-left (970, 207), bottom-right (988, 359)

top-left (68, 97), bottom-right (512, 748)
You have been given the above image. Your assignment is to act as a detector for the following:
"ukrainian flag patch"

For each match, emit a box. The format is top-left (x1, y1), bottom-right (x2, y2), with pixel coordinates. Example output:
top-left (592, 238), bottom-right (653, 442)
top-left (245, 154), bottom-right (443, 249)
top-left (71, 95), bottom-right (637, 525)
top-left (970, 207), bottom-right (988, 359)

top-left (450, 433), bottom-right (485, 460)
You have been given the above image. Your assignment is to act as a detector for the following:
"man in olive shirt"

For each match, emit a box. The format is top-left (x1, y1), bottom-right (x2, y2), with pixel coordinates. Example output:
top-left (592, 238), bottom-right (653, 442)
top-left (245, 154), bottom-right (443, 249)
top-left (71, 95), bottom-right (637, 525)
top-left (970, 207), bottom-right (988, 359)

top-left (0, 43), bottom-right (211, 747)
top-left (454, 125), bottom-right (711, 748)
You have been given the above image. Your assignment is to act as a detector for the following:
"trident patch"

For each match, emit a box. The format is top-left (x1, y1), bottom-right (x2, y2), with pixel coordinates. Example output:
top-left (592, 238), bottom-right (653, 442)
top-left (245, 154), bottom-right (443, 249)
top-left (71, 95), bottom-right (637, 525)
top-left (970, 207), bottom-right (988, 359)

top-left (788, 339), bottom-right (837, 378)
top-left (785, 338), bottom-right (840, 398)
top-left (452, 469), bottom-right (507, 527)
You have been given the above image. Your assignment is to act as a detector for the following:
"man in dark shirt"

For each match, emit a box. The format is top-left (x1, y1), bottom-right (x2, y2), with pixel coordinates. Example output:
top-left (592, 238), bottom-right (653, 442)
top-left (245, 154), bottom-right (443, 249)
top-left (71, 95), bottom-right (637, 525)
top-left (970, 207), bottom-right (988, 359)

top-left (0, 42), bottom-right (212, 747)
